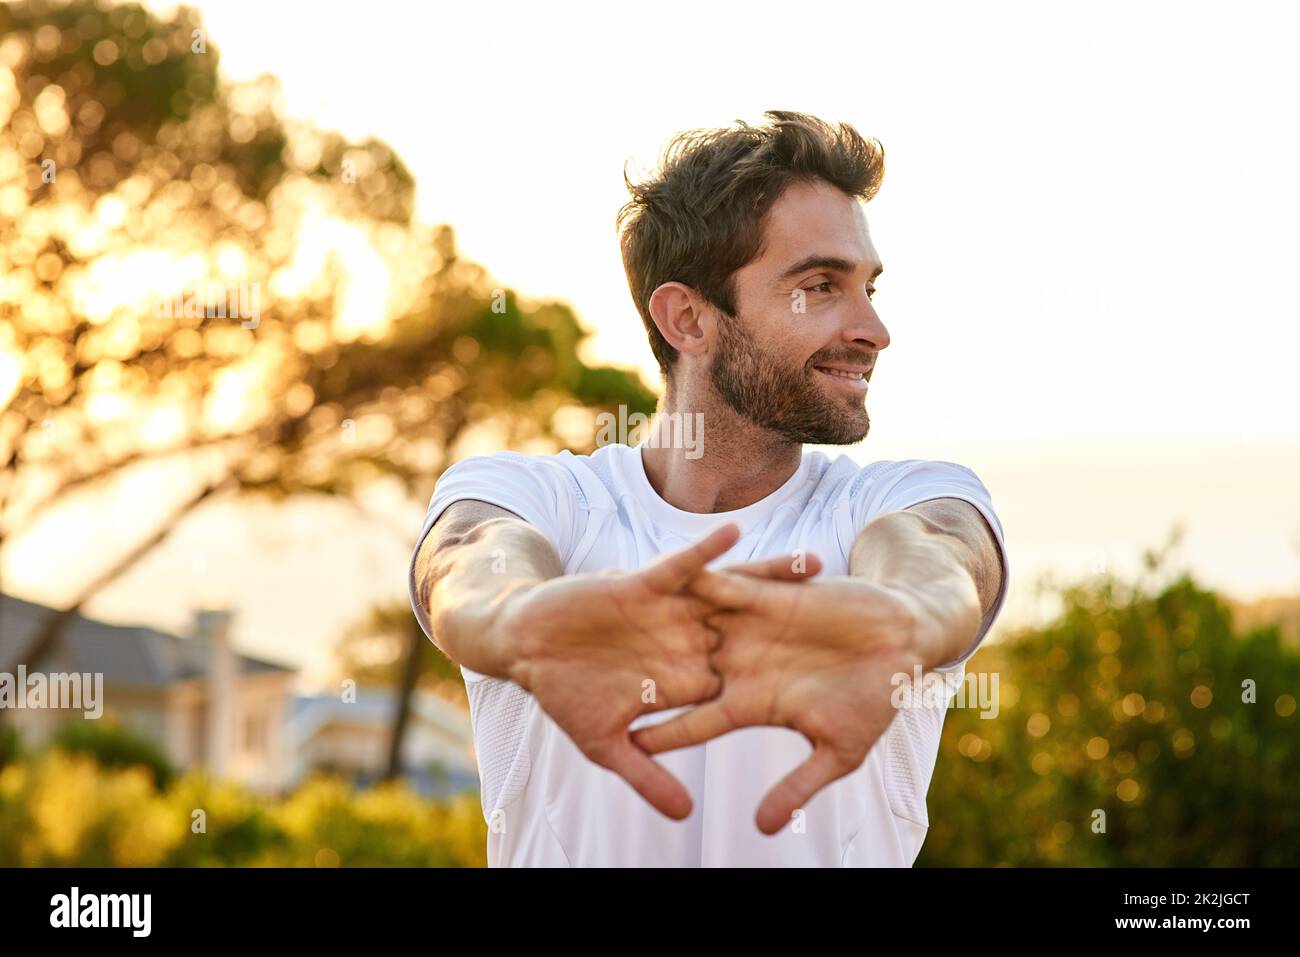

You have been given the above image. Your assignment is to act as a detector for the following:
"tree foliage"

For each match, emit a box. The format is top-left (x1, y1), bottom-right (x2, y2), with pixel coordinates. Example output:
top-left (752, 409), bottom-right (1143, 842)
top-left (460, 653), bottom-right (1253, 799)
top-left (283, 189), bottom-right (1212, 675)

top-left (0, 0), bottom-right (654, 553)
top-left (920, 561), bottom-right (1300, 867)
top-left (0, 1), bottom-right (655, 699)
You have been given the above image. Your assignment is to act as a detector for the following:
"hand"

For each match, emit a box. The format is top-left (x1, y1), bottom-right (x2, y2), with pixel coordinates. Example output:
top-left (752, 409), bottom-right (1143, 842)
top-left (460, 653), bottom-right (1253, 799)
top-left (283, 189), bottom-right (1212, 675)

top-left (630, 570), bottom-right (920, 834)
top-left (497, 524), bottom-right (819, 821)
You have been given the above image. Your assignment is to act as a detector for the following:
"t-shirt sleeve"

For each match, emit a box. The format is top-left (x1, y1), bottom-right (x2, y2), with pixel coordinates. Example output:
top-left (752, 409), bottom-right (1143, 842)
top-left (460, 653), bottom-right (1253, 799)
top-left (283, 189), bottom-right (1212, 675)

top-left (847, 459), bottom-right (1010, 671)
top-left (406, 451), bottom-right (584, 641)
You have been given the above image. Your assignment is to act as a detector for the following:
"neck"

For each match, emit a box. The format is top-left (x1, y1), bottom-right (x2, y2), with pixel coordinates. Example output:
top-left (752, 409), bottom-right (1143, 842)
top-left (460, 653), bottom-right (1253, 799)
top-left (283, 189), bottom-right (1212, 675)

top-left (639, 384), bottom-right (803, 513)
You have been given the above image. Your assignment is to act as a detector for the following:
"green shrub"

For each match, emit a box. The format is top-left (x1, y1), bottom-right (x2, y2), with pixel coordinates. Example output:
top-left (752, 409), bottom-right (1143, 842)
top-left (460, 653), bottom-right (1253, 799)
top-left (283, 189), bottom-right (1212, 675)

top-left (0, 725), bottom-right (21, 768)
top-left (50, 719), bottom-right (175, 789)
top-left (0, 753), bottom-right (485, 866)
top-left (267, 774), bottom-right (485, 867)
top-left (919, 571), bottom-right (1300, 867)
top-left (0, 752), bottom-right (179, 866)
top-left (162, 773), bottom-right (292, 867)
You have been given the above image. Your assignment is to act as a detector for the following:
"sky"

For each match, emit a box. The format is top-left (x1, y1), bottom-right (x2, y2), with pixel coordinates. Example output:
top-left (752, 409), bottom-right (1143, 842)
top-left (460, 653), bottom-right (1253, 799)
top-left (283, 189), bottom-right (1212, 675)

top-left (7, 0), bottom-right (1300, 683)
top-left (169, 0), bottom-right (1300, 447)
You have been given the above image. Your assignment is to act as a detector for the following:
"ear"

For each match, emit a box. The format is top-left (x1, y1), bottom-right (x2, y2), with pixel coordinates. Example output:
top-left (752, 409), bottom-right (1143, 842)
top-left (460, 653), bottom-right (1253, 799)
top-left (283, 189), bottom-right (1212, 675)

top-left (648, 282), bottom-right (714, 361)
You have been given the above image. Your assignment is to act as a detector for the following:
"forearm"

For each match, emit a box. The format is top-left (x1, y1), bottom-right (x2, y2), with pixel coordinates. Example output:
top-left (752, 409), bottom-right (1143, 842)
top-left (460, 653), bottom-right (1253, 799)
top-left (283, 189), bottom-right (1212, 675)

top-left (414, 507), bottom-right (562, 679)
top-left (848, 510), bottom-right (983, 670)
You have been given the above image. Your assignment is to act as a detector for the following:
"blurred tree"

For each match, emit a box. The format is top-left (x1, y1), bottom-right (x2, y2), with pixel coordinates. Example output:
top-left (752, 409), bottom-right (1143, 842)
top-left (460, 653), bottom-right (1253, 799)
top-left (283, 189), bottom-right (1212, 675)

top-left (918, 552), bottom-right (1300, 867)
top-left (338, 600), bottom-right (465, 703)
top-left (335, 598), bottom-right (467, 780)
top-left (0, 0), bottom-right (657, 767)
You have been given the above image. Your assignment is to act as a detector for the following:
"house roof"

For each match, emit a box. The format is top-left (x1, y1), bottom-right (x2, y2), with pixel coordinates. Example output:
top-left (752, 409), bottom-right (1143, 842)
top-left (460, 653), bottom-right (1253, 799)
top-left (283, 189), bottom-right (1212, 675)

top-left (286, 687), bottom-right (471, 743)
top-left (0, 593), bottom-right (295, 690)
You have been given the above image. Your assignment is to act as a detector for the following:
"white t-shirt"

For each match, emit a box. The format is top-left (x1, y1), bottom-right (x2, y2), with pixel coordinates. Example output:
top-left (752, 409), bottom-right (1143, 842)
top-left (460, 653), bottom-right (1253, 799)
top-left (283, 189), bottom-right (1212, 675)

top-left (407, 442), bottom-right (1009, 867)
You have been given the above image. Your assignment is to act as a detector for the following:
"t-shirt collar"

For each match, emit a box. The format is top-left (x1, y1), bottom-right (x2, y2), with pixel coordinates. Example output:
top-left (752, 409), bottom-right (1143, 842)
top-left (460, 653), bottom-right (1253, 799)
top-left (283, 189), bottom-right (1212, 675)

top-left (615, 441), bottom-right (812, 538)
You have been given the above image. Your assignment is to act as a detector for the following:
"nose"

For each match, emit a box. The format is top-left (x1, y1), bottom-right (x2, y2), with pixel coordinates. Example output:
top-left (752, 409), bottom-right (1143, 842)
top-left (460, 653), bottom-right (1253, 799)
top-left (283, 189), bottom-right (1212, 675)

top-left (842, 293), bottom-right (890, 352)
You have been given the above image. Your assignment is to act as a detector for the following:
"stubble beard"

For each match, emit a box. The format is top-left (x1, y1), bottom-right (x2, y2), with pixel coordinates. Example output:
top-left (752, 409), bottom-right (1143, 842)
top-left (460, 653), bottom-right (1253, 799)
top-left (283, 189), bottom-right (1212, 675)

top-left (708, 311), bottom-right (870, 446)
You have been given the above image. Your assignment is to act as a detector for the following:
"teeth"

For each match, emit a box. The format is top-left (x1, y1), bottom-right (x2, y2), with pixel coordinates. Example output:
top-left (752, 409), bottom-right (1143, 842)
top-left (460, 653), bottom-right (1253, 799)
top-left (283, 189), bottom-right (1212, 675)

top-left (818, 367), bottom-right (864, 379)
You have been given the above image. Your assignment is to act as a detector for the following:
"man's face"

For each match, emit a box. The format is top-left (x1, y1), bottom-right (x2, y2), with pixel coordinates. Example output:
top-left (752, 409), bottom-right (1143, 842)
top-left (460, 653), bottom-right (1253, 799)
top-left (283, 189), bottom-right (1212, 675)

top-left (709, 178), bottom-right (890, 445)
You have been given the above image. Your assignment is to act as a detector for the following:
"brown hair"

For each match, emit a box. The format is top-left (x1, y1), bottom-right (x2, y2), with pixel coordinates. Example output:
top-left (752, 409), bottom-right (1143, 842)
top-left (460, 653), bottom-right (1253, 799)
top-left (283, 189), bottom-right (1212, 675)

top-left (617, 110), bottom-right (885, 378)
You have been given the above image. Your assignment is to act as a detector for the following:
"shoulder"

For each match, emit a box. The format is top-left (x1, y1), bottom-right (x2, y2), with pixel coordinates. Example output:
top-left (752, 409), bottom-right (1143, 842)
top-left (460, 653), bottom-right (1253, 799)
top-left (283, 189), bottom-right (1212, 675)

top-left (821, 456), bottom-right (1002, 546)
top-left (846, 458), bottom-right (991, 505)
top-left (432, 445), bottom-right (639, 519)
top-left (807, 454), bottom-right (986, 506)
top-left (437, 448), bottom-right (586, 496)
top-left (424, 448), bottom-right (609, 567)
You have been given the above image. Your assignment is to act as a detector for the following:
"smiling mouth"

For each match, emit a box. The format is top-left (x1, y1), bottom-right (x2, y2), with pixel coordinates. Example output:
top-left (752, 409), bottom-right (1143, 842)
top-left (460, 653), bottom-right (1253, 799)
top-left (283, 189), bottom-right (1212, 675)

top-left (813, 364), bottom-right (871, 389)
top-left (814, 366), bottom-right (867, 381)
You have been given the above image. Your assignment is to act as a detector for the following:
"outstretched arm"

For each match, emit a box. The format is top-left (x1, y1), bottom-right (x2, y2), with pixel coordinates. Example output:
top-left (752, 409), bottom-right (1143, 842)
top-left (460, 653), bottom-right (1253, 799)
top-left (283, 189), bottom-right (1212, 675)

top-left (851, 496), bottom-right (1004, 670)
top-left (412, 500), bottom-right (757, 819)
top-left (413, 498), bottom-right (563, 682)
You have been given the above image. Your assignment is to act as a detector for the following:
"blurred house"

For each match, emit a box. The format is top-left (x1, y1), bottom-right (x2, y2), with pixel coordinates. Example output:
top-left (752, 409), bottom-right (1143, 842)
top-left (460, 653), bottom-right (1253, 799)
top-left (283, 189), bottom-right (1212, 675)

top-left (285, 688), bottom-right (478, 798)
top-left (0, 595), bottom-right (477, 798)
top-left (0, 595), bottom-right (295, 792)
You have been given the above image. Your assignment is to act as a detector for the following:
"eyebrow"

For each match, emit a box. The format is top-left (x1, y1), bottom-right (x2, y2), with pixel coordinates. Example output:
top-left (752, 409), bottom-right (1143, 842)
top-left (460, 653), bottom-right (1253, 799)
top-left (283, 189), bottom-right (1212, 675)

top-left (773, 254), bottom-right (884, 285)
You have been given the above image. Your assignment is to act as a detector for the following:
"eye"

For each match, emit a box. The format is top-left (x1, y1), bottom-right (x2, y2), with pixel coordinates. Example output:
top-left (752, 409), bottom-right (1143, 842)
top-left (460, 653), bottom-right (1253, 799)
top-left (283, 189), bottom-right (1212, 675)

top-left (805, 281), bottom-right (833, 294)
top-left (866, 285), bottom-right (876, 300)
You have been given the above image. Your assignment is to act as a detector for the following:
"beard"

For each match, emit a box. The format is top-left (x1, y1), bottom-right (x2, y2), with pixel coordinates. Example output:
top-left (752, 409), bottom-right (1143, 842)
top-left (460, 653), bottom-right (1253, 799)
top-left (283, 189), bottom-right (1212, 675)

top-left (709, 311), bottom-right (870, 445)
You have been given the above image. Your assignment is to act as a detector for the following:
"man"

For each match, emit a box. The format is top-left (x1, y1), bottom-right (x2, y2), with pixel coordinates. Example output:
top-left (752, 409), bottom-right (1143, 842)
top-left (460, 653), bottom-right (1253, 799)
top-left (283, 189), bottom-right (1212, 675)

top-left (408, 110), bottom-right (1009, 867)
